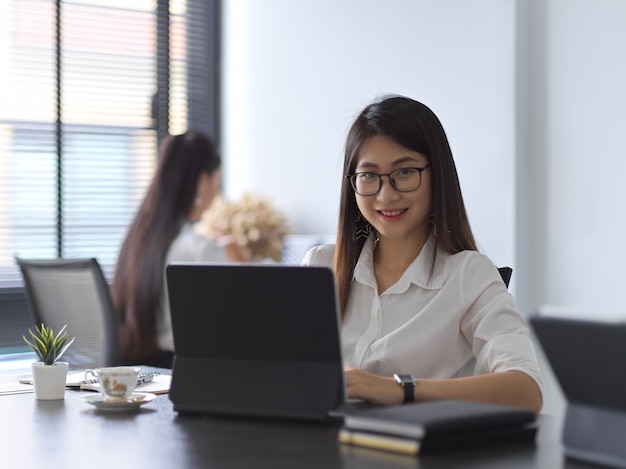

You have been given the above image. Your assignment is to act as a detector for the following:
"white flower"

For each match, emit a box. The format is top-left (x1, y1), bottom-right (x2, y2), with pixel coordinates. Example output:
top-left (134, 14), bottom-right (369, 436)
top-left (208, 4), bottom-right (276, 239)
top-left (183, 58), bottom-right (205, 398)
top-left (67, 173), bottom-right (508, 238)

top-left (196, 193), bottom-right (290, 262)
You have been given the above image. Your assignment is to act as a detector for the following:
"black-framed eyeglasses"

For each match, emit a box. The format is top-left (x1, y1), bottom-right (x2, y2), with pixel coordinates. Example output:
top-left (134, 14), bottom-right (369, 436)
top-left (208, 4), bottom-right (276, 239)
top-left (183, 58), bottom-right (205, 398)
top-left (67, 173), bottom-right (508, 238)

top-left (346, 164), bottom-right (431, 196)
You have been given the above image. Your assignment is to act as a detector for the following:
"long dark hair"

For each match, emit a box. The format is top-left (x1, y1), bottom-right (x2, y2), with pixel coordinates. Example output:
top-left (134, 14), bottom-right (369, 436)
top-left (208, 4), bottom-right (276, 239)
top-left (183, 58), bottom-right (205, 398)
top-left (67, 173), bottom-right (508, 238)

top-left (334, 95), bottom-right (477, 315)
top-left (111, 130), bottom-right (221, 360)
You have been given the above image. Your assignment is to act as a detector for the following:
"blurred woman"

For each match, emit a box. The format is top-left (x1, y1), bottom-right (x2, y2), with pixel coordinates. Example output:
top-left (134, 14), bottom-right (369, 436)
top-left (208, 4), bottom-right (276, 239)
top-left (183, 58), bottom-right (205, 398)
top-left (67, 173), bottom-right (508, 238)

top-left (111, 130), bottom-right (245, 367)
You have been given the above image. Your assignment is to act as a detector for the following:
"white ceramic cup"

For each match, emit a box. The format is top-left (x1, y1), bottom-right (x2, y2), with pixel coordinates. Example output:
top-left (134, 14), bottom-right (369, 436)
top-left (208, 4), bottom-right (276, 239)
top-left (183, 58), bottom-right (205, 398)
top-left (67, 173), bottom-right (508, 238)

top-left (84, 366), bottom-right (140, 400)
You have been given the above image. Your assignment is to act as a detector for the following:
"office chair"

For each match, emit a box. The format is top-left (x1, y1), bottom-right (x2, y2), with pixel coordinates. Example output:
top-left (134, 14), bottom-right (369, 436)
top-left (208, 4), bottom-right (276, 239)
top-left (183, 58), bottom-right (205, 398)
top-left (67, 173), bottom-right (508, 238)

top-left (16, 257), bottom-right (120, 370)
top-left (498, 266), bottom-right (513, 288)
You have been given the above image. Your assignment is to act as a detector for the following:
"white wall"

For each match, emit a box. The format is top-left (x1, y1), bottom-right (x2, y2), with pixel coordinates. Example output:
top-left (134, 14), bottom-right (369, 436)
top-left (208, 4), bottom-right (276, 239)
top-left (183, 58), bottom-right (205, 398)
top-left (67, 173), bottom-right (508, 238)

top-left (221, 0), bottom-right (517, 270)
top-left (544, 0), bottom-right (626, 314)
top-left (518, 0), bottom-right (626, 417)
top-left (514, 0), bottom-right (626, 318)
top-left (504, 0), bottom-right (626, 416)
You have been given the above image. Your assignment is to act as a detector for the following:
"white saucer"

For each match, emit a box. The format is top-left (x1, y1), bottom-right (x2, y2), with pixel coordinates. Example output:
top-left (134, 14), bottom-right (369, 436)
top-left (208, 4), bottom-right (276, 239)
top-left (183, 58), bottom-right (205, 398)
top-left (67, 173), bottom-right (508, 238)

top-left (80, 392), bottom-right (157, 412)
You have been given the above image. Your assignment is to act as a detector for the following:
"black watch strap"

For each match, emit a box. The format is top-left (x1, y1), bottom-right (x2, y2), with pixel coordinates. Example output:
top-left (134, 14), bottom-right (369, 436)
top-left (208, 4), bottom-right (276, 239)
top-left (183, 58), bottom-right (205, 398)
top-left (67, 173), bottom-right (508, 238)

top-left (393, 373), bottom-right (415, 403)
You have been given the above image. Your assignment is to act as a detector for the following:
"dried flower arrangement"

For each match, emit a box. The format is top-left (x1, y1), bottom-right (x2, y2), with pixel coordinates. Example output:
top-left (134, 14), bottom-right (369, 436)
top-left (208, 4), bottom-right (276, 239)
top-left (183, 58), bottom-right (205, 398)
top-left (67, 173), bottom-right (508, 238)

top-left (197, 193), bottom-right (289, 262)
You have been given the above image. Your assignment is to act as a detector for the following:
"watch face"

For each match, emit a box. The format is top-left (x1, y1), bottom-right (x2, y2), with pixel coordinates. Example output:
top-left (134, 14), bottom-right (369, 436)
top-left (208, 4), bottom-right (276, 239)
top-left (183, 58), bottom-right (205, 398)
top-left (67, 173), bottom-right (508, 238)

top-left (394, 374), bottom-right (415, 403)
top-left (394, 374), bottom-right (414, 384)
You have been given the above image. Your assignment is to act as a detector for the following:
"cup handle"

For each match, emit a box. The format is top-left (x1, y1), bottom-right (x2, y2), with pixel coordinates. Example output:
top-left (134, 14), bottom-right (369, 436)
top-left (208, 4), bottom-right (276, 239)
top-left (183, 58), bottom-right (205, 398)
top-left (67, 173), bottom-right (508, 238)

top-left (84, 369), bottom-right (98, 382)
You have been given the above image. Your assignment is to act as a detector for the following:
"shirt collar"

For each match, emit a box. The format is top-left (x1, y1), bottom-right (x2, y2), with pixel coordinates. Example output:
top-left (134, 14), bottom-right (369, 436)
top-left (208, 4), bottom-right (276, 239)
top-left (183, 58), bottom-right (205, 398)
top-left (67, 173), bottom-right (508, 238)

top-left (353, 235), bottom-right (378, 286)
top-left (353, 234), bottom-right (445, 292)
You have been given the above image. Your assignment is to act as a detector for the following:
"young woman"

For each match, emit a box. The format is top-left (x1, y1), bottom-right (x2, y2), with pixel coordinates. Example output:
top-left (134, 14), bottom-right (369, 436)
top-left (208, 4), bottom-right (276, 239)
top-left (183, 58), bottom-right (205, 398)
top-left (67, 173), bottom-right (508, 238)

top-left (111, 130), bottom-right (246, 368)
top-left (302, 96), bottom-right (543, 412)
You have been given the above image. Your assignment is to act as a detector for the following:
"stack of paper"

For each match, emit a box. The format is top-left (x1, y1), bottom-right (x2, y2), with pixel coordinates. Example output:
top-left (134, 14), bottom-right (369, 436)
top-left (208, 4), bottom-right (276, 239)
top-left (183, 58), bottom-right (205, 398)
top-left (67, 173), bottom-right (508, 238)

top-left (0, 374), bottom-right (34, 396)
top-left (15, 369), bottom-right (172, 395)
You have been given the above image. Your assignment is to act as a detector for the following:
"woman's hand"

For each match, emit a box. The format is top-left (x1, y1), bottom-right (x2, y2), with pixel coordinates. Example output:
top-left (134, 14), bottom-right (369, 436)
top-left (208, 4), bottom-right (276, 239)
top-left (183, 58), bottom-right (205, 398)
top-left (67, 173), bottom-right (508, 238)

top-left (345, 367), bottom-right (404, 406)
top-left (217, 235), bottom-right (250, 262)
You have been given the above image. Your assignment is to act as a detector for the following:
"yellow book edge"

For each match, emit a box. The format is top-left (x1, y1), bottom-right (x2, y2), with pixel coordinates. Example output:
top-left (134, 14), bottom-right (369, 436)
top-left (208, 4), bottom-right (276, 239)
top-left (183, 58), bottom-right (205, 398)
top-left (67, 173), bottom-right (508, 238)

top-left (338, 428), bottom-right (421, 455)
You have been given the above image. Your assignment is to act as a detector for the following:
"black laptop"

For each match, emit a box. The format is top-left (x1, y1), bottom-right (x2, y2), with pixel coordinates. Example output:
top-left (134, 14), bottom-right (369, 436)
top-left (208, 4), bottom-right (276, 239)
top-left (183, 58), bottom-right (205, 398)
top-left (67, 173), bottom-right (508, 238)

top-left (166, 263), bottom-right (346, 421)
top-left (530, 313), bottom-right (626, 468)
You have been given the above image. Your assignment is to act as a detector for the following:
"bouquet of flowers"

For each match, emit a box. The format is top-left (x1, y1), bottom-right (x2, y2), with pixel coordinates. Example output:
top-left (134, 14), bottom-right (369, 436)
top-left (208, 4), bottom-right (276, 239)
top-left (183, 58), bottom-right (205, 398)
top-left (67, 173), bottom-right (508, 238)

top-left (197, 193), bottom-right (289, 262)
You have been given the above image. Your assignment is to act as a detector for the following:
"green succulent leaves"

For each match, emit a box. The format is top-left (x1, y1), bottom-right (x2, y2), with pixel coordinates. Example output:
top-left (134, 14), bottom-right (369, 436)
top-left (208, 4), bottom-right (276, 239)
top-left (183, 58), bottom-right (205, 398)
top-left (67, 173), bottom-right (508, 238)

top-left (23, 324), bottom-right (75, 366)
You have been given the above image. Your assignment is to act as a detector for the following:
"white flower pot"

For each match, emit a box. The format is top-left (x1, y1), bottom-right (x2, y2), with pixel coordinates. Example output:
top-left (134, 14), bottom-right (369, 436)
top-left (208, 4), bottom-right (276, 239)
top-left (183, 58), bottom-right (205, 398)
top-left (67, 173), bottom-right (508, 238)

top-left (31, 362), bottom-right (68, 400)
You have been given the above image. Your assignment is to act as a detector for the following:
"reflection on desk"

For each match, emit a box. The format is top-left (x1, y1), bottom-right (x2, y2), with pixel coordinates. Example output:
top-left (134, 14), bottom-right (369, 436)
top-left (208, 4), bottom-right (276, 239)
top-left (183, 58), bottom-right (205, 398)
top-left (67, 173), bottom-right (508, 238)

top-left (0, 389), bottom-right (601, 469)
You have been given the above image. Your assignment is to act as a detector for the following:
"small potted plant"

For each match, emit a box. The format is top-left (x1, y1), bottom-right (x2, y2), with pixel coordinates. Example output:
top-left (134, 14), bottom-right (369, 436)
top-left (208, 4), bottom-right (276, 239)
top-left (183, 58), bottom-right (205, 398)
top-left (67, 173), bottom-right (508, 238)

top-left (23, 324), bottom-right (75, 400)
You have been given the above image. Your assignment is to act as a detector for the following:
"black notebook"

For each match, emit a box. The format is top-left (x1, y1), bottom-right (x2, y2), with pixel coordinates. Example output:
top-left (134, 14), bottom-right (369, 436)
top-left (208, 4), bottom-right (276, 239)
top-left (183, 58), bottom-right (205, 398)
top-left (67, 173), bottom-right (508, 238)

top-left (339, 400), bottom-right (537, 455)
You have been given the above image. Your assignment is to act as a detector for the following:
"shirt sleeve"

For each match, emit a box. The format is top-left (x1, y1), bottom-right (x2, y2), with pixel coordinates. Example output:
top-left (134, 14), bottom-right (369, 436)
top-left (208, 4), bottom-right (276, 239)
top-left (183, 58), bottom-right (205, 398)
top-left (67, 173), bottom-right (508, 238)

top-left (197, 237), bottom-right (228, 262)
top-left (300, 244), bottom-right (334, 267)
top-left (457, 255), bottom-right (545, 397)
top-left (167, 227), bottom-right (228, 264)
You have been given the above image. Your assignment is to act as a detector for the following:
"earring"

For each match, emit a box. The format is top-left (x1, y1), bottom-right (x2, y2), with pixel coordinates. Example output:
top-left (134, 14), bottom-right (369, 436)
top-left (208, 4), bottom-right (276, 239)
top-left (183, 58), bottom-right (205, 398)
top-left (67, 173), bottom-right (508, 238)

top-left (194, 196), bottom-right (203, 207)
top-left (353, 212), bottom-right (372, 241)
top-left (429, 214), bottom-right (437, 238)
top-left (428, 214), bottom-right (437, 238)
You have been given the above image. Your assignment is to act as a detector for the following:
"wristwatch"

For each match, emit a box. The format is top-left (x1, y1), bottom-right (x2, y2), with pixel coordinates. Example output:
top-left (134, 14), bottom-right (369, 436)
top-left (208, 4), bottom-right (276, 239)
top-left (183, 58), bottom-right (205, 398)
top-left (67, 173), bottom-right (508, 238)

top-left (393, 373), bottom-right (416, 403)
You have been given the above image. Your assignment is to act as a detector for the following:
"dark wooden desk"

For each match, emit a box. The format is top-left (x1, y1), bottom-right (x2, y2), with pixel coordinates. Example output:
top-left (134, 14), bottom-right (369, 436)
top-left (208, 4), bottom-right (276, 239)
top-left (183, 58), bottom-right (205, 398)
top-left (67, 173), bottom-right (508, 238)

top-left (0, 391), bottom-right (596, 469)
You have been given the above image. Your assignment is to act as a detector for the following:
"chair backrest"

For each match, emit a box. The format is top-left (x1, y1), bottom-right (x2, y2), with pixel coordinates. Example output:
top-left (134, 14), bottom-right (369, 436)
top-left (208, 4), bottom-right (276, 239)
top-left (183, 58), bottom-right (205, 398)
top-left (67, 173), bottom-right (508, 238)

top-left (16, 257), bottom-right (120, 369)
top-left (498, 266), bottom-right (513, 288)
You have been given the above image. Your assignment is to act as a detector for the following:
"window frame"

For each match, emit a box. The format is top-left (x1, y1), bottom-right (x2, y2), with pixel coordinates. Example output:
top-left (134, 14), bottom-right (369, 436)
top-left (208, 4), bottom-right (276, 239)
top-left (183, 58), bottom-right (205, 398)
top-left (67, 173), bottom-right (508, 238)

top-left (0, 0), bottom-right (221, 352)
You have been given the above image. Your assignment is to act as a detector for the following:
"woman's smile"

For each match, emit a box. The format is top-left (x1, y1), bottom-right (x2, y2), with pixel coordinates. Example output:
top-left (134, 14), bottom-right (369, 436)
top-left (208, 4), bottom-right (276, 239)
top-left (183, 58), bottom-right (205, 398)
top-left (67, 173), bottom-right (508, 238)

top-left (378, 208), bottom-right (408, 220)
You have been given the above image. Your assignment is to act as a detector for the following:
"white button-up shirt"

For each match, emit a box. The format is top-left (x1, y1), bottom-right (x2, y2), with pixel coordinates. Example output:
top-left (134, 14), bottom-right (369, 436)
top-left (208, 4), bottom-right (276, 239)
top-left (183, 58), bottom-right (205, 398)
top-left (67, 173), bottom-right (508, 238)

top-left (302, 235), bottom-right (543, 395)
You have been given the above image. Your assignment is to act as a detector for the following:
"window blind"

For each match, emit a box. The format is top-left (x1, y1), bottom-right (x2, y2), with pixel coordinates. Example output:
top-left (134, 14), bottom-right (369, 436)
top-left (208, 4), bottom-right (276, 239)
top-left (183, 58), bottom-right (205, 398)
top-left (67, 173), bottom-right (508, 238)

top-left (0, 0), bottom-right (219, 289)
top-left (60, 1), bottom-right (158, 276)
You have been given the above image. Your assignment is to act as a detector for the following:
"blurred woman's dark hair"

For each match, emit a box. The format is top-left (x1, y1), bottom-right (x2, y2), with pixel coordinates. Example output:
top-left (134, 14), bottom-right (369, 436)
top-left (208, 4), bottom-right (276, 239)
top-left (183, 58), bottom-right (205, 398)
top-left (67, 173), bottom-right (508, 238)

top-left (111, 130), bottom-right (221, 361)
